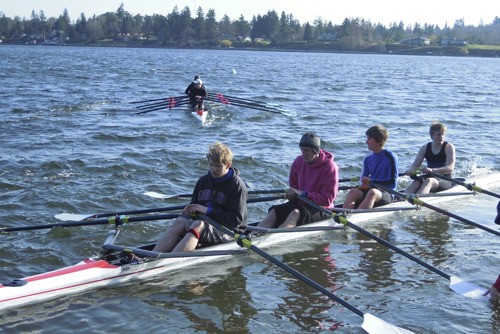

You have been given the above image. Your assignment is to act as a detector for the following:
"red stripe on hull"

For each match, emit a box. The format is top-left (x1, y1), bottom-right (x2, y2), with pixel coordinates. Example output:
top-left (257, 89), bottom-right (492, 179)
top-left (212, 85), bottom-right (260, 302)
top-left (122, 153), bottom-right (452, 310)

top-left (0, 259), bottom-right (118, 286)
top-left (0, 260), bottom-right (173, 307)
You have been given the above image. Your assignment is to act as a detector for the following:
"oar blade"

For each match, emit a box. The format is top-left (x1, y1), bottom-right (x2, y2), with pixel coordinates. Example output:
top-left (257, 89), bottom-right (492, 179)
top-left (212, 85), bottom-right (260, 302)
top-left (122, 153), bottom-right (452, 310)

top-left (362, 313), bottom-right (414, 334)
top-left (449, 276), bottom-right (488, 299)
top-left (55, 213), bottom-right (93, 221)
top-left (143, 191), bottom-right (173, 199)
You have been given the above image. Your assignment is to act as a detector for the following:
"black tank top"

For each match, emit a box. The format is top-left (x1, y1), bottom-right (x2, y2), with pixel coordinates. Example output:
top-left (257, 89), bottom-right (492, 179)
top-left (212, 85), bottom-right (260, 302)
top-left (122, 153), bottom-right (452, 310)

top-left (425, 141), bottom-right (448, 168)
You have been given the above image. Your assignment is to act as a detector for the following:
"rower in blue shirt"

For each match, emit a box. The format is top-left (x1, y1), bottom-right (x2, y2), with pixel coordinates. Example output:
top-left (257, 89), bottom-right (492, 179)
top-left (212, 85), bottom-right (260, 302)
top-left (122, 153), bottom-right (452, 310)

top-left (343, 125), bottom-right (399, 209)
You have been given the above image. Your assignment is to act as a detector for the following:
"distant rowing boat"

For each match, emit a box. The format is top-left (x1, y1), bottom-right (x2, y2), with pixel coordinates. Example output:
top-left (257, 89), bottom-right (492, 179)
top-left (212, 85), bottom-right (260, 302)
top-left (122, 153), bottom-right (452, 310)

top-left (1, 172), bottom-right (499, 312)
top-left (191, 107), bottom-right (208, 125)
top-left (189, 101), bottom-right (211, 126)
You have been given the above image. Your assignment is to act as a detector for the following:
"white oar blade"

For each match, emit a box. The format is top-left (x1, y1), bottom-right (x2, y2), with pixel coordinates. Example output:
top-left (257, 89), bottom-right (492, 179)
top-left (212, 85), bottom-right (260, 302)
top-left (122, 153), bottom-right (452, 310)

top-left (449, 276), bottom-right (488, 299)
top-left (361, 313), bottom-right (414, 334)
top-left (55, 213), bottom-right (92, 221)
top-left (143, 191), bottom-right (172, 199)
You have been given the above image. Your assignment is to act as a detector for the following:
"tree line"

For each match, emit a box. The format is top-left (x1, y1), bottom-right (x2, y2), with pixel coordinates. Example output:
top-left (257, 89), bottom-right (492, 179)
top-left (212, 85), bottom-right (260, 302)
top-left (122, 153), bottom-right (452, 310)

top-left (0, 3), bottom-right (499, 50)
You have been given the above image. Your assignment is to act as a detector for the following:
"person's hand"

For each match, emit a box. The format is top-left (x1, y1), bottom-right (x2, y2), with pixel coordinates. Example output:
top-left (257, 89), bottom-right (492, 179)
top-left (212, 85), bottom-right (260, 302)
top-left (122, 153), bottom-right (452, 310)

top-left (421, 166), bottom-right (433, 174)
top-left (405, 169), bottom-right (414, 176)
top-left (406, 167), bottom-right (422, 176)
top-left (182, 204), bottom-right (206, 215)
top-left (359, 177), bottom-right (370, 190)
top-left (483, 286), bottom-right (499, 302)
top-left (286, 187), bottom-right (302, 199)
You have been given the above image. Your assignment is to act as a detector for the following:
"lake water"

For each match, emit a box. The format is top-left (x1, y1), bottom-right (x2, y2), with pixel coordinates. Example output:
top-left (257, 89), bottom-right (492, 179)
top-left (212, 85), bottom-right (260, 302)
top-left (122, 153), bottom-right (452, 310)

top-left (0, 45), bottom-right (499, 333)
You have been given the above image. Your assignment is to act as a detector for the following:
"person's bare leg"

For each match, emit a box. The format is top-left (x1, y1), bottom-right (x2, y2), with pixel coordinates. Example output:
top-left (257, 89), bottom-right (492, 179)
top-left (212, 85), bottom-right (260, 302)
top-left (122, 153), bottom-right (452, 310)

top-left (279, 209), bottom-right (301, 228)
top-left (417, 178), bottom-right (439, 195)
top-left (343, 188), bottom-right (363, 209)
top-left (172, 220), bottom-right (204, 252)
top-left (358, 189), bottom-right (382, 209)
top-left (152, 217), bottom-right (188, 252)
top-left (404, 180), bottom-right (421, 194)
top-left (257, 209), bottom-right (278, 228)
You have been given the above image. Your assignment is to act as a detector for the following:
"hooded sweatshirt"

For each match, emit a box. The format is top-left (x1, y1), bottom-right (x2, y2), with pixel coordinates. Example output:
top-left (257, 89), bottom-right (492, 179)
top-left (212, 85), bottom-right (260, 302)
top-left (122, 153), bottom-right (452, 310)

top-left (289, 149), bottom-right (339, 209)
top-left (191, 167), bottom-right (247, 230)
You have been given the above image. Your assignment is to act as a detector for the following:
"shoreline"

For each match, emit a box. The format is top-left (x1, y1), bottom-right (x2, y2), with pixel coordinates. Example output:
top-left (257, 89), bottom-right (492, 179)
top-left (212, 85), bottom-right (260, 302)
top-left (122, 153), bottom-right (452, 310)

top-left (2, 41), bottom-right (499, 58)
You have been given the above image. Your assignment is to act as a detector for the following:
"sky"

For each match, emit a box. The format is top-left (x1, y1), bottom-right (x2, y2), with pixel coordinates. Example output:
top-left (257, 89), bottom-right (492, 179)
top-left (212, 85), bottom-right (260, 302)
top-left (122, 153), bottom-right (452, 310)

top-left (1, 0), bottom-right (498, 27)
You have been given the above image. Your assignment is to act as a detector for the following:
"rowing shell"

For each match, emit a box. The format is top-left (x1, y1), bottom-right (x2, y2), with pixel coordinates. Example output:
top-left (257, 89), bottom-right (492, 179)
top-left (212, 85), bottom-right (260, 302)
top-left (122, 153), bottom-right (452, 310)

top-left (191, 108), bottom-right (208, 125)
top-left (1, 172), bottom-right (499, 312)
top-left (190, 102), bottom-right (210, 126)
top-left (0, 221), bottom-right (344, 312)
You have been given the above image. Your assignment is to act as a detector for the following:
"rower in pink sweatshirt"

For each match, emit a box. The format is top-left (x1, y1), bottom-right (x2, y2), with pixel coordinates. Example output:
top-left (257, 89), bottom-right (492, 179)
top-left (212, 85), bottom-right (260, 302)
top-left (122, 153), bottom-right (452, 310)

top-left (257, 132), bottom-right (339, 229)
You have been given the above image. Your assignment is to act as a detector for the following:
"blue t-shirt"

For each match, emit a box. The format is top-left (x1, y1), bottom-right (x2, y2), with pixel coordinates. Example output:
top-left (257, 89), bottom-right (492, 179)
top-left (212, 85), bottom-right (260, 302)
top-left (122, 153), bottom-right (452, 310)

top-left (361, 148), bottom-right (399, 191)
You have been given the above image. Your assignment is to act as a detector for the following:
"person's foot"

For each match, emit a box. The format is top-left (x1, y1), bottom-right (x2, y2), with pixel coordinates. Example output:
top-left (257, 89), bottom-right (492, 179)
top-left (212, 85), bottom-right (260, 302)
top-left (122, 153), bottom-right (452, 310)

top-left (119, 252), bottom-right (141, 264)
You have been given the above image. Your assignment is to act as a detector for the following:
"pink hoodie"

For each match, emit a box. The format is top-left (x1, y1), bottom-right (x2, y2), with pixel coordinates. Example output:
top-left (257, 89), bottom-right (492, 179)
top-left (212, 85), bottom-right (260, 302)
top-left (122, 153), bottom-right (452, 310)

top-left (289, 149), bottom-right (339, 209)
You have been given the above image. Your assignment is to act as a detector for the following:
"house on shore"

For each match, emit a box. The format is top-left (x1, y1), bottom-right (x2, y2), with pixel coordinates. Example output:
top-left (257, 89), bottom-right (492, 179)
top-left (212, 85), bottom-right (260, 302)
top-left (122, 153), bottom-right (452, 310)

top-left (440, 38), bottom-right (468, 46)
top-left (401, 37), bottom-right (431, 46)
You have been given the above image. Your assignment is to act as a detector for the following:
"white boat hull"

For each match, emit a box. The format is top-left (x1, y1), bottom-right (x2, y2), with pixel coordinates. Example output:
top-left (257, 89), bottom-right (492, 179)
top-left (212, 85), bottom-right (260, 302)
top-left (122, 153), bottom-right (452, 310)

top-left (191, 101), bottom-right (210, 125)
top-left (1, 172), bottom-right (499, 311)
top-left (191, 109), bottom-right (208, 125)
top-left (0, 219), bottom-right (341, 311)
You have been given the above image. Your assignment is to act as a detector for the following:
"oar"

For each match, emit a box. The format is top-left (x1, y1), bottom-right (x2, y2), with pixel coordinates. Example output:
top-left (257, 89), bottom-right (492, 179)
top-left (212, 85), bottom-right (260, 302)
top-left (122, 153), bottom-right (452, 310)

top-left (331, 206), bottom-right (418, 214)
top-left (371, 183), bottom-right (500, 237)
top-left (134, 96), bottom-right (190, 110)
top-left (298, 195), bottom-right (489, 299)
top-left (135, 102), bottom-right (193, 115)
top-left (339, 172), bottom-right (408, 184)
top-left (145, 186), bottom-right (357, 200)
top-left (136, 100), bottom-right (193, 115)
top-left (208, 93), bottom-right (290, 114)
top-left (56, 195), bottom-right (286, 222)
top-left (56, 204), bottom-right (188, 221)
top-left (206, 96), bottom-right (283, 113)
top-left (427, 172), bottom-right (500, 200)
top-left (246, 225), bottom-right (345, 234)
top-left (144, 188), bottom-right (286, 200)
top-left (205, 96), bottom-right (287, 115)
top-left (0, 214), bottom-right (179, 233)
top-left (129, 95), bottom-right (189, 105)
top-left (198, 214), bottom-right (414, 334)
top-left (208, 94), bottom-right (273, 110)
top-left (339, 176), bottom-right (361, 183)
top-left (208, 93), bottom-right (298, 116)
top-left (207, 93), bottom-right (271, 108)
top-left (103, 243), bottom-right (248, 258)
top-left (208, 92), bottom-right (264, 103)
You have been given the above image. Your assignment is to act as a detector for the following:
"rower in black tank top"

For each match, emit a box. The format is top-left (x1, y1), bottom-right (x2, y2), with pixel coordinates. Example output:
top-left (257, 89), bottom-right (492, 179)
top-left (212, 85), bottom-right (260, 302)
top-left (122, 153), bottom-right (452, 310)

top-left (425, 141), bottom-right (448, 170)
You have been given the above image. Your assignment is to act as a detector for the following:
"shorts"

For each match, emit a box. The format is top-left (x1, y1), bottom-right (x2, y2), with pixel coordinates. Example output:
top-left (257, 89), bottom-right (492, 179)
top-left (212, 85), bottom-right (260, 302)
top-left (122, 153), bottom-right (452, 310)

top-left (410, 174), bottom-right (453, 192)
top-left (358, 189), bottom-right (394, 207)
top-left (269, 199), bottom-right (330, 227)
top-left (183, 217), bottom-right (233, 248)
